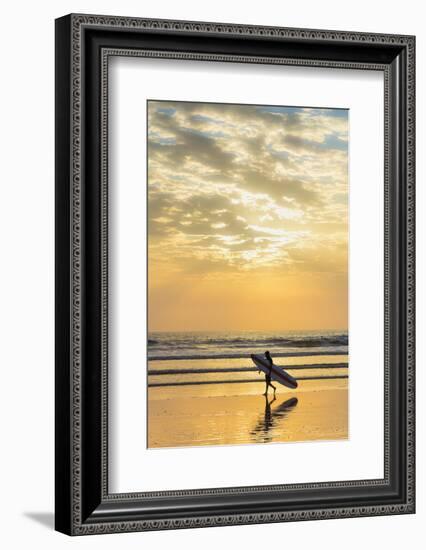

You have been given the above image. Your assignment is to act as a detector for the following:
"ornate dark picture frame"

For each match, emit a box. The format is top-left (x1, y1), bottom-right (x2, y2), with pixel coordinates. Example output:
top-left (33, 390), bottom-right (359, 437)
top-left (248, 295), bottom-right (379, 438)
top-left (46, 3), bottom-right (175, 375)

top-left (55, 14), bottom-right (415, 535)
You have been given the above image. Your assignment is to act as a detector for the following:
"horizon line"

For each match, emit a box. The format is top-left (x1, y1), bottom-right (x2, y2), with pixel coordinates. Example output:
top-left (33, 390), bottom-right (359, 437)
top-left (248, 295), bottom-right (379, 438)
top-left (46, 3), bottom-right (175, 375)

top-left (148, 328), bottom-right (349, 333)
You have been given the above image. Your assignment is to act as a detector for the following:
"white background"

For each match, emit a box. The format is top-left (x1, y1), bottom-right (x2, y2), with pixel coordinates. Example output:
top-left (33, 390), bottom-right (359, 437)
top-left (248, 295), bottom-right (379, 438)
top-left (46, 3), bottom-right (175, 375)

top-left (0, 0), bottom-right (423, 549)
top-left (110, 58), bottom-right (384, 492)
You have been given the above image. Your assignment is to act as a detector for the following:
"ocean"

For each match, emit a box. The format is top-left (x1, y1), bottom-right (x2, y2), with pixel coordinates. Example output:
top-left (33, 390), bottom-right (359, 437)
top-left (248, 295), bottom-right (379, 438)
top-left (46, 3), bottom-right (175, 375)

top-left (147, 330), bottom-right (348, 361)
top-left (147, 330), bottom-right (348, 389)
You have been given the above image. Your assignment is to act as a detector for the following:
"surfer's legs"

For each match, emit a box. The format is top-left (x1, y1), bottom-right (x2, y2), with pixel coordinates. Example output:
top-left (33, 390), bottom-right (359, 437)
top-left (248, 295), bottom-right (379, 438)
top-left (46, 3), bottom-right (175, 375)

top-left (263, 380), bottom-right (269, 396)
top-left (263, 376), bottom-right (271, 395)
top-left (263, 376), bottom-right (276, 396)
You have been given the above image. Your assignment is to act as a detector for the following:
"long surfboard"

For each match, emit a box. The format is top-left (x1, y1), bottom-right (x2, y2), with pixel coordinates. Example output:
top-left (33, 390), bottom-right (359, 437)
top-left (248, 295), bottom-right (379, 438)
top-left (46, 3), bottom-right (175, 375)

top-left (251, 354), bottom-right (298, 389)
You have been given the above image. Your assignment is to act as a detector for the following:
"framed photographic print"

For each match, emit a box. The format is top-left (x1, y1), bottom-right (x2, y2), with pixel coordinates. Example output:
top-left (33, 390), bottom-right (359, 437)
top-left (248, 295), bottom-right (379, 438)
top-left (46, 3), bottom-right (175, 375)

top-left (55, 14), bottom-right (415, 535)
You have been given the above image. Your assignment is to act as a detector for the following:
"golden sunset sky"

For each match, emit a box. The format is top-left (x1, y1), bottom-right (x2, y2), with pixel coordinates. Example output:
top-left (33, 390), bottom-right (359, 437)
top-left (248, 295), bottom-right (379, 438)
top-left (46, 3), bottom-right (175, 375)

top-left (147, 101), bottom-right (348, 332)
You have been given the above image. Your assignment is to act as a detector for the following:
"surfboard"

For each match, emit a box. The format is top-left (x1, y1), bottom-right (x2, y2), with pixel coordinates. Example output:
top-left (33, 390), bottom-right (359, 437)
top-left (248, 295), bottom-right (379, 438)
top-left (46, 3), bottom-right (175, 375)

top-left (251, 354), bottom-right (298, 389)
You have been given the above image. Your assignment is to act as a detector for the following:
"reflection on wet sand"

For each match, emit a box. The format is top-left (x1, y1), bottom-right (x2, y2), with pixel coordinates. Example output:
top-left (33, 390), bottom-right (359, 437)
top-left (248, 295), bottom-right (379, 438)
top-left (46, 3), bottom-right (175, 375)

top-left (251, 396), bottom-right (299, 443)
top-left (148, 379), bottom-right (348, 448)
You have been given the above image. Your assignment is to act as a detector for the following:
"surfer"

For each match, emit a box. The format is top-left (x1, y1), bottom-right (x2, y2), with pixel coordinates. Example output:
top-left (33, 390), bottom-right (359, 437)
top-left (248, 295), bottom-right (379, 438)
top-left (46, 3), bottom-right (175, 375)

top-left (251, 352), bottom-right (298, 391)
top-left (264, 350), bottom-right (277, 396)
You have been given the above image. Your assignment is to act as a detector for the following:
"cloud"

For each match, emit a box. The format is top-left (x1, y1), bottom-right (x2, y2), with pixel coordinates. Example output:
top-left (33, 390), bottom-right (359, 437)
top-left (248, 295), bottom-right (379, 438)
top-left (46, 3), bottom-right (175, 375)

top-left (147, 100), bottom-right (348, 277)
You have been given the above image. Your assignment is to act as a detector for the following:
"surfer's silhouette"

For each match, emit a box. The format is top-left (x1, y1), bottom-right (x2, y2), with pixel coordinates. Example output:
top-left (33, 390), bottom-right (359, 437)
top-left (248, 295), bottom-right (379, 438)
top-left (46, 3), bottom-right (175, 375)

top-left (264, 350), bottom-right (277, 396)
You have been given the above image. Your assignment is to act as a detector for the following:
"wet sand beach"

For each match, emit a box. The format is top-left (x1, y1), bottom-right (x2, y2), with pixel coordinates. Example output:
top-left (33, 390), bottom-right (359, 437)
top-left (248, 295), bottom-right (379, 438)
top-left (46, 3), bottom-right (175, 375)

top-left (148, 376), bottom-right (348, 448)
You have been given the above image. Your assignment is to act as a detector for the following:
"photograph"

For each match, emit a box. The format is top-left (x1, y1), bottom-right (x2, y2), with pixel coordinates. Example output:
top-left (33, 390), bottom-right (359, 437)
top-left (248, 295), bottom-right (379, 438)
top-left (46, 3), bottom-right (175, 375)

top-left (147, 100), bottom-right (349, 449)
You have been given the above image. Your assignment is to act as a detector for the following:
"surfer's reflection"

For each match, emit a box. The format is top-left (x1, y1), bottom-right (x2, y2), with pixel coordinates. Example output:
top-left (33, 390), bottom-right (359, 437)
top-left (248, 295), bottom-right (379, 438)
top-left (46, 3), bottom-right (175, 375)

top-left (251, 396), bottom-right (298, 443)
